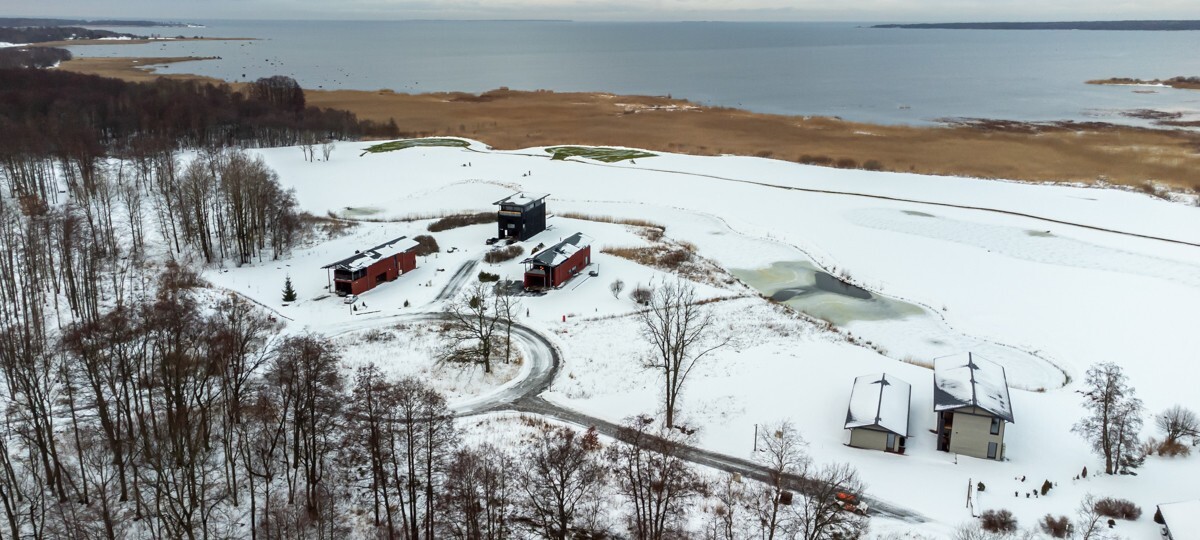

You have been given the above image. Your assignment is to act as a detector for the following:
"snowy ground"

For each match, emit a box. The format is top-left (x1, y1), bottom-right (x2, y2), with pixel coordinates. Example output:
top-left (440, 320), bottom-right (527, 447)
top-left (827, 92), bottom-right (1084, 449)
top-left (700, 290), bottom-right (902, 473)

top-left (210, 139), bottom-right (1200, 538)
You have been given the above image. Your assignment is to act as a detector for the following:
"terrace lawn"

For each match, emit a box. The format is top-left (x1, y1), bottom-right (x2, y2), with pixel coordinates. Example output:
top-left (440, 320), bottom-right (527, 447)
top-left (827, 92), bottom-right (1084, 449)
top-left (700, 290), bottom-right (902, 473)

top-left (363, 138), bottom-right (470, 154)
top-left (546, 146), bottom-right (656, 163)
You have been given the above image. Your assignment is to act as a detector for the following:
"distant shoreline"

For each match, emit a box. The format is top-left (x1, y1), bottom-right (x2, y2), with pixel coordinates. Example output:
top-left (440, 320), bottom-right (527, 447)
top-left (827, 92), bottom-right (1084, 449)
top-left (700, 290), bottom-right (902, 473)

top-left (31, 36), bottom-right (256, 47)
top-left (1087, 77), bottom-right (1200, 91)
top-left (873, 20), bottom-right (1200, 31)
top-left (50, 53), bottom-right (1200, 192)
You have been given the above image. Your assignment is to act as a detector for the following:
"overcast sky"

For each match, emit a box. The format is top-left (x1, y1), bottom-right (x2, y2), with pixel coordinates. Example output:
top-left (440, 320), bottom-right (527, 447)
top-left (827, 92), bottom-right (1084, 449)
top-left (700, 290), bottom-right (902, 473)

top-left (8, 0), bottom-right (1200, 22)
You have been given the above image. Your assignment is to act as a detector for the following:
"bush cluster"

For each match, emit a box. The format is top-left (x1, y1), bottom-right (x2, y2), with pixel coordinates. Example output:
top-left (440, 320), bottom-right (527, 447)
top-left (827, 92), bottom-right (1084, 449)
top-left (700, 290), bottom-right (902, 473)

top-left (1093, 498), bottom-right (1142, 520)
top-left (427, 212), bottom-right (494, 232)
top-left (484, 245), bottom-right (525, 264)
top-left (980, 509), bottom-right (1018, 533)
top-left (411, 235), bottom-right (440, 256)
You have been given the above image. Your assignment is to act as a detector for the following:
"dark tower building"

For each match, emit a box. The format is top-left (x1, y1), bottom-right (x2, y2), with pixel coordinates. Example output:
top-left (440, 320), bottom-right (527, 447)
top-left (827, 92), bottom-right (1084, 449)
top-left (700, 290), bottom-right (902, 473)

top-left (494, 192), bottom-right (548, 241)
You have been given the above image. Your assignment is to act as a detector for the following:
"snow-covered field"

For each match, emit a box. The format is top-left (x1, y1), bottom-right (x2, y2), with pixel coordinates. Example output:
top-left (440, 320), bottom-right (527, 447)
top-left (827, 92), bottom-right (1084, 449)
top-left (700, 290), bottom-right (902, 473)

top-left (211, 138), bottom-right (1200, 538)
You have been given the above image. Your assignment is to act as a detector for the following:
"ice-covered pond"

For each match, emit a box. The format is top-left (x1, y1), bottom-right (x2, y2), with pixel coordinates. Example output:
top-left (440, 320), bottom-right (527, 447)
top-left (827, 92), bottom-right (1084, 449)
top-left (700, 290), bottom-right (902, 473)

top-left (732, 261), bottom-right (1066, 390)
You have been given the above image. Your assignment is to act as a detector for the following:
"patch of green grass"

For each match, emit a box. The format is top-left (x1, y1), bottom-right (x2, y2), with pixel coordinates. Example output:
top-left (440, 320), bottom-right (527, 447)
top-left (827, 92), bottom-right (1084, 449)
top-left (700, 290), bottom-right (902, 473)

top-left (363, 138), bottom-right (470, 154)
top-left (546, 146), bottom-right (656, 163)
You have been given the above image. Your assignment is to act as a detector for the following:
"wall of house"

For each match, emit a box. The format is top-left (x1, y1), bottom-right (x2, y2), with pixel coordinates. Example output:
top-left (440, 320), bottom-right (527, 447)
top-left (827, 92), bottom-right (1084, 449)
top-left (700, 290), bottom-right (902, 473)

top-left (849, 428), bottom-right (889, 451)
top-left (397, 251), bottom-right (417, 273)
top-left (550, 246), bottom-right (591, 287)
top-left (947, 407), bottom-right (1006, 460)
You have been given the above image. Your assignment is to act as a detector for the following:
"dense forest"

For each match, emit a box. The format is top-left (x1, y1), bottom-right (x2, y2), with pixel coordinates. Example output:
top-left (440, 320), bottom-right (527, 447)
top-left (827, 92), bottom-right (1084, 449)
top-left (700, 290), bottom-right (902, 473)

top-left (0, 18), bottom-right (188, 28)
top-left (0, 47), bottom-right (72, 69)
top-left (0, 26), bottom-right (138, 44)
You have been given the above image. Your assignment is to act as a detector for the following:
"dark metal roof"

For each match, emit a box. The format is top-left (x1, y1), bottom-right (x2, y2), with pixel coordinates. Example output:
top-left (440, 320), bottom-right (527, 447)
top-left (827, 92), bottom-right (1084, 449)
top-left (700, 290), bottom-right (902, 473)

top-left (321, 235), bottom-right (419, 271)
top-left (522, 232), bottom-right (591, 268)
top-left (493, 192), bottom-right (549, 207)
top-left (933, 353), bottom-right (1014, 423)
top-left (844, 373), bottom-right (912, 436)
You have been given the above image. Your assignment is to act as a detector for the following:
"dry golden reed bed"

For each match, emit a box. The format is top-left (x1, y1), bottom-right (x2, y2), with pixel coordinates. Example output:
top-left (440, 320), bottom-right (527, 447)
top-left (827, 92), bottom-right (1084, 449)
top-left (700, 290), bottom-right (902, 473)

top-left (58, 56), bottom-right (1200, 191)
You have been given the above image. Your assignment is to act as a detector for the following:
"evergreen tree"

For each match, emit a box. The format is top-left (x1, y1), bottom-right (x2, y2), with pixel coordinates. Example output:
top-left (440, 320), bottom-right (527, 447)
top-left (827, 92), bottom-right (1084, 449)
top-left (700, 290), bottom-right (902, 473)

top-left (282, 276), bottom-right (298, 302)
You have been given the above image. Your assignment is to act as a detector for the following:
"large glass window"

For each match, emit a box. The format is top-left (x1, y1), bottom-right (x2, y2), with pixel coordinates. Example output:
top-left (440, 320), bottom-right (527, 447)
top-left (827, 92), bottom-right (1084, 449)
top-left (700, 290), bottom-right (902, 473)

top-left (987, 442), bottom-right (998, 459)
top-left (990, 417), bottom-right (1002, 435)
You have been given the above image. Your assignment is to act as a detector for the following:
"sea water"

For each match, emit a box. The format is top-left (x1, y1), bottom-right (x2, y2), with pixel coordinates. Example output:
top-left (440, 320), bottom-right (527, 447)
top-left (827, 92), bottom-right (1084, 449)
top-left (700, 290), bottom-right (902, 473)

top-left (70, 20), bottom-right (1200, 126)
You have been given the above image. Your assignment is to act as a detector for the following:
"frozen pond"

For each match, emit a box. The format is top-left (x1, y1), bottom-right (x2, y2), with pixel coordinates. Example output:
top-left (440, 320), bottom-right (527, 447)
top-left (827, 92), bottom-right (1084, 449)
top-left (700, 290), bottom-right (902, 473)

top-left (735, 261), bottom-right (924, 325)
top-left (732, 261), bottom-right (1066, 390)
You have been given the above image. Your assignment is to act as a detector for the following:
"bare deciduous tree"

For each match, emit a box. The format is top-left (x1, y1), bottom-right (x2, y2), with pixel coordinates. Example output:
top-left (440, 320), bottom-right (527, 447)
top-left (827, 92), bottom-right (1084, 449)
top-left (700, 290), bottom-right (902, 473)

top-left (1072, 363), bottom-right (1144, 474)
top-left (790, 462), bottom-right (868, 540)
top-left (1157, 405), bottom-right (1199, 446)
top-left (441, 283), bottom-right (503, 373)
top-left (519, 425), bottom-right (607, 540)
top-left (752, 421), bottom-right (808, 540)
top-left (442, 444), bottom-right (516, 540)
top-left (639, 281), bottom-right (730, 428)
top-left (609, 415), bottom-right (701, 540)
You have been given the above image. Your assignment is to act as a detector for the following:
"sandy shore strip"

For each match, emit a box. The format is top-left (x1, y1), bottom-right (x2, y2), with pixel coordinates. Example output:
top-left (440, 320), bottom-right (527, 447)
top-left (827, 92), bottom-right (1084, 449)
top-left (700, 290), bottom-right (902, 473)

top-left (32, 36), bottom-right (257, 47)
top-left (55, 55), bottom-right (1200, 191)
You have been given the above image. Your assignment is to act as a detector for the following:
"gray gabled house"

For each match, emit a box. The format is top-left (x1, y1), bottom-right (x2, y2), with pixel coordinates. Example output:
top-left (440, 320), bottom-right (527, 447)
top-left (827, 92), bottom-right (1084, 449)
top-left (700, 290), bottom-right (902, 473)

top-left (1157, 500), bottom-right (1200, 540)
top-left (845, 373), bottom-right (912, 453)
top-left (934, 353), bottom-right (1014, 461)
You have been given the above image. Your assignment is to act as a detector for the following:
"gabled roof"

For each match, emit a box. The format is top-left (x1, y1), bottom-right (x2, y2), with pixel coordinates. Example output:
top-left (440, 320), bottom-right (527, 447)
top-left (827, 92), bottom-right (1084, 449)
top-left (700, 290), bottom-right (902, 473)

top-left (1159, 500), bottom-right (1200, 540)
top-left (933, 353), bottom-right (1014, 423)
top-left (523, 232), bottom-right (591, 268)
top-left (845, 373), bottom-right (911, 436)
top-left (322, 236), bottom-right (419, 271)
top-left (494, 192), bottom-right (549, 207)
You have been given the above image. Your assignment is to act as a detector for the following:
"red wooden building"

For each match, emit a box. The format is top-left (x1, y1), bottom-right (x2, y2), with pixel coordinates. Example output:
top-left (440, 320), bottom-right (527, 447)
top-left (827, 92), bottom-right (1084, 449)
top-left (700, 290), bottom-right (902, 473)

top-left (322, 236), bottom-right (419, 296)
top-left (522, 233), bottom-right (592, 289)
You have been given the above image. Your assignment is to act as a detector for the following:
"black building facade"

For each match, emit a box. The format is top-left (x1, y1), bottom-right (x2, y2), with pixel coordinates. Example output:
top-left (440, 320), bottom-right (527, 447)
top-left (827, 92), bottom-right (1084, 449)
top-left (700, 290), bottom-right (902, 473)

top-left (494, 192), bottom-right (548, 241)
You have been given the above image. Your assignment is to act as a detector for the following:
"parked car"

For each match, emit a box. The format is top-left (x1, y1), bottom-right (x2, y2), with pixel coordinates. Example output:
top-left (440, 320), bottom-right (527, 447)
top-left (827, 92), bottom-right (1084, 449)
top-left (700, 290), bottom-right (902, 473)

top-left (343, 294), bottom-right (358, 304)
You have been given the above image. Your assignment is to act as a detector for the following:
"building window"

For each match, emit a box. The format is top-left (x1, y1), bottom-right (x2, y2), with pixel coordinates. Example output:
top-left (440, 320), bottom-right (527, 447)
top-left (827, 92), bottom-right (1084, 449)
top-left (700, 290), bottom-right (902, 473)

top-left (990, 417), bottom-right (1002, 435)
top-left (886, 433), bottom-right (896, 450)
top-left (987, 441), bottom-right (998, 459)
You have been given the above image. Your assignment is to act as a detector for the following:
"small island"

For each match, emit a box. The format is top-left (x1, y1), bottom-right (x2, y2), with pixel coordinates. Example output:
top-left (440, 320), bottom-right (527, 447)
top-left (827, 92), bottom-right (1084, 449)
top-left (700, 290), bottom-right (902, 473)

top-left (1087, 76), bottom-right (1200, 90)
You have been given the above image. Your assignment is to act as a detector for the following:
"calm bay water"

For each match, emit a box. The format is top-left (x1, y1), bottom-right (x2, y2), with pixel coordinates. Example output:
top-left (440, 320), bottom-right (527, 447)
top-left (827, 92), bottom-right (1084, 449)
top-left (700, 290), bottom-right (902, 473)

top-left (73, 20), bottom-right (1200, 126)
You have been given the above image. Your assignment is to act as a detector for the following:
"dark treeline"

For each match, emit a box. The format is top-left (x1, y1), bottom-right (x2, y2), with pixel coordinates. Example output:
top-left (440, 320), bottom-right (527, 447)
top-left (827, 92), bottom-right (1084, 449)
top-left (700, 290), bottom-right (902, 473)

top-left (0, 18), bottom-right (188, 28)
top-left (0, 26), bottom-right (137, 43)
top-left (0, 69), bottom-right (398, 206)
top-left (0, 46), bottom-right (72, 69)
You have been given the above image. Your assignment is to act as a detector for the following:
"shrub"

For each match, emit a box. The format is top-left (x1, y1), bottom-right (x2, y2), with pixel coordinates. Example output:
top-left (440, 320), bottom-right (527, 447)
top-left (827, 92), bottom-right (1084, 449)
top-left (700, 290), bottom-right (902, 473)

top-left (980, 509), bottom-right (1017, 533)
top-left (411, 234), bottom-right (439, 256)
top-left (1040, 480), bottom-right (1053, 496)
top-left (1094, 498), bottom-right (1141, 520)
top-left (1040, 515), bottom-right (1071, 538)
top-left (427, 212), bottom-right (493, 232)
top-left (835, 157), bottom-right (858, 169)
top-left (484, 244), bottom-right (524, 264)
top-left (1159, 439), bottom-right (1192, 457)
top-left (798, 154), bottom-right (834, 166)
top-left (610, 279), bottom-right (625, 299)
top-left (862, 159), bottom-right (884, 171)
top-left (477, 271), bottom-right (500, 283)
top-left (631, 285), bottom-right (653, 305)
